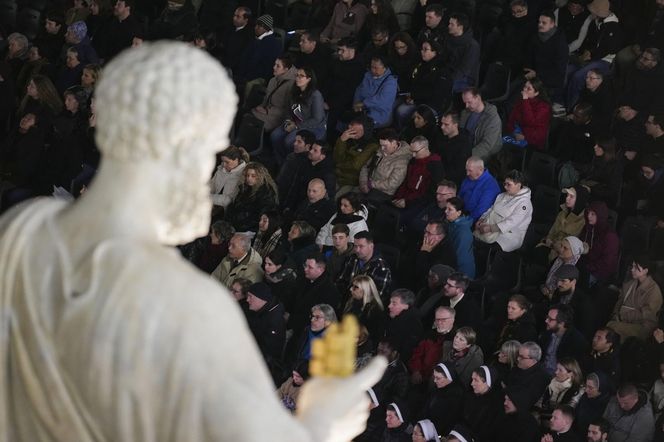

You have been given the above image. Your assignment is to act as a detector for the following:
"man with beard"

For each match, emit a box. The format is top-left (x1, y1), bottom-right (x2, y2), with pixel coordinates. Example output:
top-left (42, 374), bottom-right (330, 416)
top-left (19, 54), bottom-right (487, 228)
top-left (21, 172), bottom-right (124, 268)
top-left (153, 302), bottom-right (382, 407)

top-left (0, 42), bottom-right (386, 441)
top-left (586, 419), bottom-right (609, 442)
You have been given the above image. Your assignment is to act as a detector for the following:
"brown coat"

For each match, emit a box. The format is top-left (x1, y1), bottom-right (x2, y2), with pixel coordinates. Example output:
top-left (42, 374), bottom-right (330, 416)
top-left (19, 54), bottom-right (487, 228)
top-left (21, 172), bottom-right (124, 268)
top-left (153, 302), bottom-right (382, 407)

top-left (608, 276), bottom-right (663, 340)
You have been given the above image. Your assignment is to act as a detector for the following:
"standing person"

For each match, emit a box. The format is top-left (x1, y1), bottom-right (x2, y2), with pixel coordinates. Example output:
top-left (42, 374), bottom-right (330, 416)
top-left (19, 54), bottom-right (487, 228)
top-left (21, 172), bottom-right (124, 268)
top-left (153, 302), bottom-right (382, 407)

top-left (270, 67), bottom-right (326, 164)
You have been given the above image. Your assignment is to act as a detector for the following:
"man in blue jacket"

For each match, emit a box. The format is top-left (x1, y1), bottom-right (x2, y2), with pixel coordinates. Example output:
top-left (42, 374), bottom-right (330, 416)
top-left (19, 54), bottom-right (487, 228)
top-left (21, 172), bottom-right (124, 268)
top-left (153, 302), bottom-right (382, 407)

top-left (352, 55), bottom-right (398, 128)
top-left (459, 156), bottom-right (500, 222)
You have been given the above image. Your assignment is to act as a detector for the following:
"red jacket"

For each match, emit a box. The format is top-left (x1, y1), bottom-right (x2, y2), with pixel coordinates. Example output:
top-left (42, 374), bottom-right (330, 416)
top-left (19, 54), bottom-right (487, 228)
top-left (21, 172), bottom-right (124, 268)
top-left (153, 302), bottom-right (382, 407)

top-left (408, 331), bottom-right (454, 379)
top-left (393, 153), bottom-right (443, 205)
top-left (507, 97), bottom-right (551, 150)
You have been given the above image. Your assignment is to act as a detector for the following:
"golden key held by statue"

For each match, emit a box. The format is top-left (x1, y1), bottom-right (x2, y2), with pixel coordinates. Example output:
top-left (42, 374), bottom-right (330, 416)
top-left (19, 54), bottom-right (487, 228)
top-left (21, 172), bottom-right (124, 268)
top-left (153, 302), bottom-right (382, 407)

top-left (309, 315), bottom-right (360, 378)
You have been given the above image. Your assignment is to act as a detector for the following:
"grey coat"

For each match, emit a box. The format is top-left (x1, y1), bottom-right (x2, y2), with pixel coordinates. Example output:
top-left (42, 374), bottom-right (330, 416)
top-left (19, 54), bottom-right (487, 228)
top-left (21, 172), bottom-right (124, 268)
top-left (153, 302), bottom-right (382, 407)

top-left (460, 102), bottom-right (503, 160)
top-left (252, 67), bottom-right (296, 131)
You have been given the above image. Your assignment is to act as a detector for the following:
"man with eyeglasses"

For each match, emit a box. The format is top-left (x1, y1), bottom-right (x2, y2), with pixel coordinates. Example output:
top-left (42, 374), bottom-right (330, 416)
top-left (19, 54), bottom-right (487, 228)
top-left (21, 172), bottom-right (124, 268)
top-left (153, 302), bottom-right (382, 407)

top-left (295, 30), bottom-right (330, 92)
top-left (441, 272), bottom-right (480, 330)
top-left (407, 220), bottom-right (457, 290)
top-left (288, 254), bottom-right (341, 339)
top-left (506, 341), bottom-right (549, 408)
top-left (409, 306), bottom-right (456, 385)
top-left (405, 180), bottom-right (457, 239)
top-left (539, 304), bottom-right (589, 376)
top-left (620, 47), bottom-right (664, 116)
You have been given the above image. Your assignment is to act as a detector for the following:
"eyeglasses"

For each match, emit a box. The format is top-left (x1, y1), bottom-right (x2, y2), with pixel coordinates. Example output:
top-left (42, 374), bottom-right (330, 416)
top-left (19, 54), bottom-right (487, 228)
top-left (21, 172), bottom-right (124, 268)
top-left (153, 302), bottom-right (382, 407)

top-left (517, 354), bottom-right (532, 360)
top-left (410, 145), bottom-right (426, 154)
top-left (444, 282), bottom-right (458, 288)
top-left (435, 317), bottom-right (453, 322)
top-left (311, 314), bottom-right (325, 320)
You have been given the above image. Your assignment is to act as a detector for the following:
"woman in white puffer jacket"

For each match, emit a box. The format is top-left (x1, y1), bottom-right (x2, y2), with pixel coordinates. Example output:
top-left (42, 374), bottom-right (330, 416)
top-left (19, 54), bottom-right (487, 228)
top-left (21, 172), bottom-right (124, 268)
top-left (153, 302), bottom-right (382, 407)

top-left (209, 146), bottom-right (249, 210)
top-left (316, 192), bottom-right (369, 248)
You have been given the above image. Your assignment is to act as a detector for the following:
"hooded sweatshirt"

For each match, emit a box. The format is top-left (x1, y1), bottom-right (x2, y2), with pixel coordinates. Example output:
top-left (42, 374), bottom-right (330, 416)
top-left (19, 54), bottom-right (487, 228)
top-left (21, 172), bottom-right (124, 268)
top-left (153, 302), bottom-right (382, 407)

top-left (579, 200), bottom-right (619, 282)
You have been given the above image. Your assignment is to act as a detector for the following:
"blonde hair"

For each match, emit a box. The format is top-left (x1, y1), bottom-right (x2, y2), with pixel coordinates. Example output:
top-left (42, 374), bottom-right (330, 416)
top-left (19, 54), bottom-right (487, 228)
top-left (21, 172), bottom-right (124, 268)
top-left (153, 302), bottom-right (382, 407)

top-left (243, 162), bottom-right (278, 196)
top-left (344, 275), bottom-right (383, 313)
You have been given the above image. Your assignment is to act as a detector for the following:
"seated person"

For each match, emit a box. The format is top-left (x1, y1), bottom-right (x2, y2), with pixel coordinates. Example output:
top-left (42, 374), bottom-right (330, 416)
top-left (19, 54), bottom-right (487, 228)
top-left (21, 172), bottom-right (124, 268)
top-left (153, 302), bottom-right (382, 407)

top-left (406, 180), bottom-right (457, 237)
top-left (342, 275), bottom-right (386, 343)
top-left (578, 137), bottom-right (623, 208)
top-left (212, 233), bottom-right (264, 286)
top-left (394, 39), bottom-right (451, 128)
top-left (270, 67), bottom-right (326, 165)
top-left (320, 0), bottom-right (369, 45)
top-left (372, 339), bottom-right (409, 406)
top-left (577, 200), bottom-right (619, 288)
top-left (250, 53), bottom-right (296, 132)
top-left (334, 117), bottom-right (379, 196)
top-left (316, 192), bottom-right (369, 248)
top-left (277, 362), bottom-right (309, 413)
top-left (552, 102), bottom-right (599, 167)
top-left (181, 220), bottom-right (234, 274)
top-left (288, 178), bottom-right (336, 232)
top-left (323, 224), bottom-right (355, 280)
top-left (225, 162), bottom-right (278, 232)
top-left (573, 68), bottom-right (615, 127)
top-left (406, 220), bottom-right (457, 289)
top-left (252, 210), bottom-right (284, 259)
top-left (287, 303), bottom-right (338, 365)
top-left (607, 255), bottom-right (663, 341)
top-left (285, 221), bottom-right (319, 271)
top-left (294, 31), bottom-right (330, 92)
top-left (533, 186), bottom-right (588, 264)
top-left (337, 231), bottom-right (393, 300)
top-left (409, 305), bottom-right (457, 385)
top-left (400, 105), bottom-right (445, 155)
top-left (459, 156), bottom-right (500, 222)
top-left (351, 55), bottom-right (398, 128)
top-left (391, 136), bottom-right (444, 218)
top-left (358, 128), bottom-right (411, 205)
top-left (505, 77), bottom-right (552, 151)
top-left (535, 236), bottom-right (585, 303)
top-left (209, 146), bottom-right (249, 212)
top-left (602, 383), bottom-right (655, 442)
top-left (440, 326), bottom-right (484, 388)
top-left (474, 169), bottom-right (533, 253)
top-left (277, 129), bottom-right (316, 210)
top-left (420, 362), bottom-right (464, 435)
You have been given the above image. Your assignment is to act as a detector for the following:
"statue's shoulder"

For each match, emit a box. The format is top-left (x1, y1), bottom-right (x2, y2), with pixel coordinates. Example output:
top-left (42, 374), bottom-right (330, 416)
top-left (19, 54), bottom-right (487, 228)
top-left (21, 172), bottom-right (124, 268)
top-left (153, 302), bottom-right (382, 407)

top-left (0, 198), bottom-right (67, 235)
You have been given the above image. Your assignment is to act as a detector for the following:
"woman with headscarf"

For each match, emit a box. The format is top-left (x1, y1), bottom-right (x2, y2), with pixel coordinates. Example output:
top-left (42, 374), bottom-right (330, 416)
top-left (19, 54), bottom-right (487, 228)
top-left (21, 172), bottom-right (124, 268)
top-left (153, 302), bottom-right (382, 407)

top-left (420, 363), bottom-right (464, 435)
top-left (446, 425), bottom-right (475, 442)
top-left (534, 185), bottom-right (589, 264)
top-left (539, 236), bottom-right (585, 300)
top-left (578, 200), bottom-right (619, 288)
top-left (412, 419), bottom-right (440, 442)
top-left (463, 365), bottom-right (503, 442)
top-left (382, 402), bottom-right (411, 442)
top-left (574, 372), bottom-right (611, 437)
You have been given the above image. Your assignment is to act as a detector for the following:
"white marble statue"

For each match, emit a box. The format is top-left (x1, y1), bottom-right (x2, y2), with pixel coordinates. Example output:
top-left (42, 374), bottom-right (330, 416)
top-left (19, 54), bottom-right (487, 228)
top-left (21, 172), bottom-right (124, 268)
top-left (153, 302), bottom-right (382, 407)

top-left (0, 42), bottom-right (386, 441)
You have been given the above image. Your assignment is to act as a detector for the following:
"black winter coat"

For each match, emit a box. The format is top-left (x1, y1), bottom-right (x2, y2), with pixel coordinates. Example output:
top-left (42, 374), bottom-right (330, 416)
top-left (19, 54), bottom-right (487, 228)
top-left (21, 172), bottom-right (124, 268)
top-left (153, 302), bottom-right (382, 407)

top-left (463, 385), bottom-right (504, 442)
top-left (288, 271), bottom-right (341, 334)
top-left (527, 28), bottom-right (568, 89)
top-left (247, 299), bottom-right (287, 362)
top-left (373, 359), bottom-right (410, 405)
top-left (226, 183), bottom-right (278, 232)
top-left (421, 383), bottom-right (464, 435)
top-left (409, 57), bottom-right (453, 113)
top-left (385, 307), bottom-right (424, 362)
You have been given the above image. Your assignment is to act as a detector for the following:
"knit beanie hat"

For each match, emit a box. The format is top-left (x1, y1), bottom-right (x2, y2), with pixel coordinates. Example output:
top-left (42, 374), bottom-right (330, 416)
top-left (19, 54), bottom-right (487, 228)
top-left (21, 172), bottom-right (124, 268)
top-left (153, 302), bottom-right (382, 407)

top-left (256, 15), bottom-right (274, 31)
top-left (247, 282), bottom-right (272, 302)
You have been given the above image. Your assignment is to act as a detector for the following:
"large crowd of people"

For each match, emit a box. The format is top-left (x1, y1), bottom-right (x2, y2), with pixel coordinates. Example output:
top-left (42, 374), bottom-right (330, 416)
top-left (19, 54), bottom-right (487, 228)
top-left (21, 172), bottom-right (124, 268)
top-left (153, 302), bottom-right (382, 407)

top-left (1, 0), bottom-right (664, 440)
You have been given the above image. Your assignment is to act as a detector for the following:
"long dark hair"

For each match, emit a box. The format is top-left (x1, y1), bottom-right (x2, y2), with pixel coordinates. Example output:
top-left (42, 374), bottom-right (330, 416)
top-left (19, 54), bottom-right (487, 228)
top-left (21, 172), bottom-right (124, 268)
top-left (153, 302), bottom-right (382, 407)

top-left (292, 66), bottom-right (318, 104)
top-left (388, 31), bottom-right (418, 60)
top-left (526, 77), bottom-right (551, 103)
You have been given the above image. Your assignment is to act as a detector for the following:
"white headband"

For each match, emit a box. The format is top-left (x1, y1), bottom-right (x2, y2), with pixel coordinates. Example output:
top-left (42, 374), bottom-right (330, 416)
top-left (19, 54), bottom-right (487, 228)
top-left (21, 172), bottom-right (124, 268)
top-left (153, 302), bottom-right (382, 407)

top-left (417, 419), bottom-right (441, 442)
top-left (367, 388), bottom-right (379, 406)
top-left (436, 363), bottom-right (452, 381)
top-left (481, 365), bottom-right (492, 387)
top-left (389, 402), bottom-right (403, 423)
top-left (449, 430), bottom-right (468, 442)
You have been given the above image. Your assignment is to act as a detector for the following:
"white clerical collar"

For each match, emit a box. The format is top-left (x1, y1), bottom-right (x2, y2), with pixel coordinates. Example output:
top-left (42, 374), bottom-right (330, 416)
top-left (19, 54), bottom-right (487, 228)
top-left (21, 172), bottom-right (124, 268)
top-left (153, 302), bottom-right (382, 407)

top-left (450, 293), bottom-right (464, 308)
top-left (257, 30), bottom-right (273, 40)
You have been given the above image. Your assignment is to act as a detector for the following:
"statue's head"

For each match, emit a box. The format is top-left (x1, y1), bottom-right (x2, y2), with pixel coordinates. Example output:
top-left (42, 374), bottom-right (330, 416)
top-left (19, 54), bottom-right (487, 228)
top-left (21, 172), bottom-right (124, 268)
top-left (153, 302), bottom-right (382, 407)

top-left (94, 42), bottom-right (237, 244)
